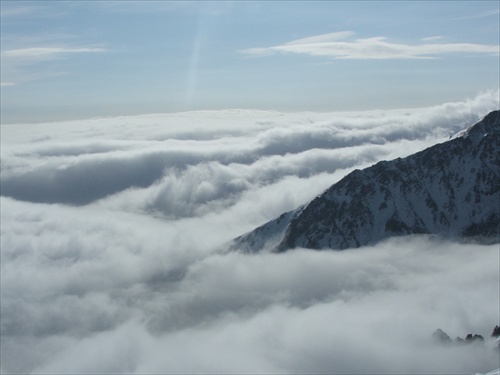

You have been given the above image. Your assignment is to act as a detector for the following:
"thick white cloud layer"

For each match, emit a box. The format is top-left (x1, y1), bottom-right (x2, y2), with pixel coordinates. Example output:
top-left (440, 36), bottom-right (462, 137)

top-left (1, 92), bottom-right (499, 374)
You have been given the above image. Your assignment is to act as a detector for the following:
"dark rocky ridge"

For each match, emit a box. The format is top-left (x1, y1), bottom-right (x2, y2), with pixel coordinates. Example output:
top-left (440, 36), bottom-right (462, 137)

top-left (233, 110), bottom-right (500, 252)
top-left (432, 325), bottom-right (500, 347)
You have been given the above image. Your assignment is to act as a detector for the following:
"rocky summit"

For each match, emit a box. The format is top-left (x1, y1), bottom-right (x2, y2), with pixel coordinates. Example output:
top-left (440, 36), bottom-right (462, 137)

top-left (233, 110), bottom-right (500, 252)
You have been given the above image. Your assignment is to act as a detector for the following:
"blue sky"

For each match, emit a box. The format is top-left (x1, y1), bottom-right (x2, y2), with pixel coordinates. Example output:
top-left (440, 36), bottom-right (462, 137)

top-left (1, 1), bottom-right (499, 123)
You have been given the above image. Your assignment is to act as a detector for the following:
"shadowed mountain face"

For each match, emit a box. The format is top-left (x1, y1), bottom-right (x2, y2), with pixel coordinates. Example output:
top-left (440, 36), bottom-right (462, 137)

top-left (234, 110), bottom-right (500, 252)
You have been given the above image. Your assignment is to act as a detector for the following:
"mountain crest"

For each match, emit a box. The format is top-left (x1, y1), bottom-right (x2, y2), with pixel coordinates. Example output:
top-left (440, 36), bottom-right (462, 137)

top-left (233, 110), bottom-right (500, 252)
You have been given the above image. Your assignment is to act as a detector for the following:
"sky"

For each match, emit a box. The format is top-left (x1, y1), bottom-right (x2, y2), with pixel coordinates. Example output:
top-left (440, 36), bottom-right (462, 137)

top-left (1, 92), bottom-right (499, 374)
top-left (1, 0), bottom-right (499, 123)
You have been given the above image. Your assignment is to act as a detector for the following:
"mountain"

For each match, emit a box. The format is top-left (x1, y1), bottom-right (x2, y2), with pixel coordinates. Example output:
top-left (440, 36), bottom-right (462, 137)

top-left (233, 110), bottom-right (500, 252)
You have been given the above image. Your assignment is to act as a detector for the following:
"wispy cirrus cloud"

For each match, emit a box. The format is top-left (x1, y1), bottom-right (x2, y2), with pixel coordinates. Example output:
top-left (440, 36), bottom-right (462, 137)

top-left (449, 8), bottom-right (500, 21)
top-left (1, 2), bottom-right (106, 86)
top-left (0, 2), bottom-right (70, 21)
top-left (240, 31), bottom-right (499, 60)
top-left (421, 36), bottom-right (443, 42)
top-left (2, 46), bottom-right (105, 60)
top-left (284, 31), bottom-right (355, 45)
top-left (2, 47), bottom-right (105, 60)
top-left (0, 44), bottom-right (106, 86)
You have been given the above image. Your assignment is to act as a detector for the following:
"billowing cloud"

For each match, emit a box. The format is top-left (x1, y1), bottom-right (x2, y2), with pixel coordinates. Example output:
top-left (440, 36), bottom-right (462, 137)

top-left (240, 31), bottom-right (499, 59)
top-left (1, 92), bottom-right (499, 374)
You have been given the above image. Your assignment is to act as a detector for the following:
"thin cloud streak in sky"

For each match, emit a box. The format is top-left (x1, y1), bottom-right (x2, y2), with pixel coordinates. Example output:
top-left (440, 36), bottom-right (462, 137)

top-left (2, 47), bottom-right (106, 59)
top-left (0, 2), bottom-right (67, 19)
top-left (421, 36), bottom-right (443, 41)
top-left (284, 31), bottom-right (355, 45)
top-left (0, 45), bottom-right (106, 86)
top-left (240, 31), bottom-right (500, 59)
top-left (449, 8), bottom-right (500, 21)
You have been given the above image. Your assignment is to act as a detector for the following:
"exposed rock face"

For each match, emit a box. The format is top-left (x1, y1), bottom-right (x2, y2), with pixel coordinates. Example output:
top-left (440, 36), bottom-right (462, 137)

top-left (233, 110), bottom-right (500, 252)
top-left (492, 325), bottom-right (500, 337)
top-left (464, 333), bottom-right (485, 343)
top-left (433, 328), bottom-right (493, 346)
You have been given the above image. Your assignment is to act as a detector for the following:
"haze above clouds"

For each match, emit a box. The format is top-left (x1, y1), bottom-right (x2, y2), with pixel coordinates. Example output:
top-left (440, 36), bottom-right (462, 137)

top-left (1, 92), bottom-right (499, 374)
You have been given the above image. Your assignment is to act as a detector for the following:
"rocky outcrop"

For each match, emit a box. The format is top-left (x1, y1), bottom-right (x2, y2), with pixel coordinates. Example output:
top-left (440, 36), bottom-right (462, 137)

top-left (433, 330), bottom-right (485, 345)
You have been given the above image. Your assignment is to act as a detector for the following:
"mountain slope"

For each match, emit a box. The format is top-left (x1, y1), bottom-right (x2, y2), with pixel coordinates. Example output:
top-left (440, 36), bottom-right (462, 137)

top-left (233, 110), bottom-right (500, 252)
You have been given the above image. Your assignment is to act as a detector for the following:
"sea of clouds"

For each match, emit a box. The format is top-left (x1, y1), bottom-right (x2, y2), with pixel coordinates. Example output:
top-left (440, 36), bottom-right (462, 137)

top-left (1, 91), bottom-right (499, 374)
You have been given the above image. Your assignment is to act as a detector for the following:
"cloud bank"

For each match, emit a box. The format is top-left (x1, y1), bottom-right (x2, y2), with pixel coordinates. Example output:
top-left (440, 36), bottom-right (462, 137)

top-left (240, 31), bottom-right (500, 59)
top-left (1, 92), bottom-right (499, 374)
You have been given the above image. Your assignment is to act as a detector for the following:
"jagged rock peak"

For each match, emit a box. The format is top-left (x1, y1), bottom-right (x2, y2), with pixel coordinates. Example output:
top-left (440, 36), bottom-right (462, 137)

top-left (432, 329), bottom-right (452, 344)
top-left (233, 109), bottom-right (500, 253)
top-left (492, 325), bottom-right (500, 337)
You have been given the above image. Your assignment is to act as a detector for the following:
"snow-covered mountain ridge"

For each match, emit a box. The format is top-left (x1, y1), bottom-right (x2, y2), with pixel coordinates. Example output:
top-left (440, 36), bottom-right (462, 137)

top-left (233, 110), bottom-right (500, 252)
